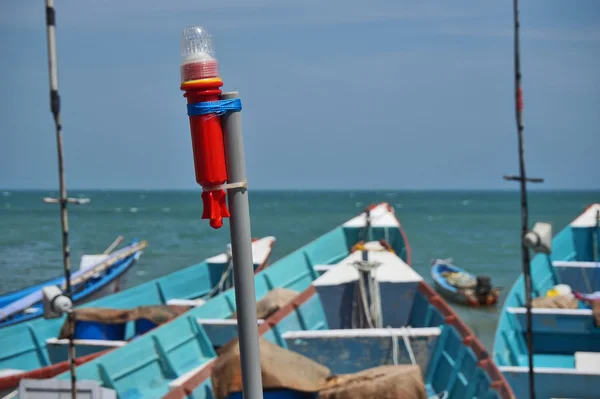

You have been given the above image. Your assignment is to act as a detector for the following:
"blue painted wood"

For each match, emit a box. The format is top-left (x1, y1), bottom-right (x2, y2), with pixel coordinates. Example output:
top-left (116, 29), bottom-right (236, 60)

top-left (0, 240), bottom-right (265, 375)
top-left (504, 369), bottom-right (600, 399)
top-left (511, 309), bottom-right (600, 335)
top-left (313, 282), bottom-right (354, 329)
top-left (554, 264), bottom-right (600, 293)
top-left (55, 205), bottom-right (491, 399)
top-left (54, 212), bottom-right (397, 397)
top-left (380, 281), bottom-right (419, 327)
top-left (493, 205), bottom-right (600, 399)
top-left (0, 241), bottom-right (142, 328)
top-left (198, 322), bottom-right (244, 348)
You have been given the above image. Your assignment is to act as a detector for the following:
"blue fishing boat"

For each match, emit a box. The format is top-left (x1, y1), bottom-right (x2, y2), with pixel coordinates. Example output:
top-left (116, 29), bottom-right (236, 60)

top-left (32, 204), bottom-right (512, 399)
top-left (0, 236), bottom-right (275, 396)
top-left (493, 203), bottom-right (600, 399)
top-left (0, 239), bottom-right (146, 329)
top-left (8, 204), bottom-right (403, 398)
top-left (171, 243), bottom-right (514, 399)
top-left (431, 260), bottom-right (501, 307)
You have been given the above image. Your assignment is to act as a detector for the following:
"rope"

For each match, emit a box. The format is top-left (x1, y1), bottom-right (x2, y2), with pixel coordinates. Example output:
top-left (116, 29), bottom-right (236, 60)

top-left (351, 259), bottom-right (383, 329)
top-left (187, 98), bottom-right (242, 117)
top-left (203, 180), bottom-right (248, 192)
top-left (388, 326), bottom-right (399, 365)
top-left (388, 326), bottom-right (447, 399)
top-left (401, 326), bottom-right (417, 366)
top-left (581, 266), bottom-right (593, 294)
top-left (202, 250), bottom-right (234, 300)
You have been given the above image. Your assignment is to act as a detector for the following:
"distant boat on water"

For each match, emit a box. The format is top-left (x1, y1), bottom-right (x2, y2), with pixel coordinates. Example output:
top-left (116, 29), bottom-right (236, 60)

top-left (0, 238), bottom-right (146, 328)
top-left (431, 259), bottom-right (502, 307)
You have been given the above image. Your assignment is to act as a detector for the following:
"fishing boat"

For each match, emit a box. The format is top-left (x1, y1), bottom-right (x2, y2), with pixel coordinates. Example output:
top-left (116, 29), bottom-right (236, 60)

top-left (493, 203), bottom-right (600, 399)
top-left (0, 236), bottom-right (275, 397)
top-left (166, 239), bottom-right (513, 398)
top-left (0, 238), bottom-right (146, 329)
top-left (34, 204), bottom-right (512, 399)
top-left (15, 204), bottom-right (405, 397)
top-left (431, 259), bottom-right (501, 307)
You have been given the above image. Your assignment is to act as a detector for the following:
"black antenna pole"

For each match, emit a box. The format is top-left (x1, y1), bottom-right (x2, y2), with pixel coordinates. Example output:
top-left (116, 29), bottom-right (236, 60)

top-left (505, 1), bottom-right (538, 398)
top-left (44, 1), bottom-right (77, 398)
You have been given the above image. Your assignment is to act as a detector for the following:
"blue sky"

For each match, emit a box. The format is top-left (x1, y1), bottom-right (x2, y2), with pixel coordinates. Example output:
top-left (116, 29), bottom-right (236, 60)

top-left (0, 0), bottom-right (598, 190)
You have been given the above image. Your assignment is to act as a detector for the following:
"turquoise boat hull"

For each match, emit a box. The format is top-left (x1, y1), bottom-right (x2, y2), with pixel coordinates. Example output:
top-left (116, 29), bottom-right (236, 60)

top-left (431, 262), bottom-right (475, 305)
top-left (47, 204), bottom-right (410, 398)
top-left (162, 207), bottom-right (513, 398)
top-left (0, 237), bottom-right (275, 395)
top-left (493, 203), bottom-right (600, 399)
top-left (0, 240), bottom-right (144, 328)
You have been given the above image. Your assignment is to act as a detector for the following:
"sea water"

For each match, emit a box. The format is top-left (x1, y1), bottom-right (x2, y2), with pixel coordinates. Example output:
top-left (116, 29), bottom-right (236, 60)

top-left (1, 189), bottom-right (597, 349)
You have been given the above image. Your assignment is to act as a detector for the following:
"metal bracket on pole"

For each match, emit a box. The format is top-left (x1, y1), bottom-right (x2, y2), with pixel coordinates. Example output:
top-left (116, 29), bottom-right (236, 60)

top-left (220, 91), bottom-right (264, 399)
top-left (503, 175), bottom-right (544, 183)
top-left (43, 197), bottom-right (90, 205)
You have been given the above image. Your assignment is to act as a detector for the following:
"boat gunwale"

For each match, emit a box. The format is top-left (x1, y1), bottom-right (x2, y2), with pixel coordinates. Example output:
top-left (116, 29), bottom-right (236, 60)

top-left (499, 365), bottom-right (600, 376)
top-left (493, 203), bottom-right (600, 359)
top-left (0, 237), bottom-right (276, 394)
top-left (0, 242), bottom-right (144, 327)
top-left (162, 204), bottom-right (514, 399)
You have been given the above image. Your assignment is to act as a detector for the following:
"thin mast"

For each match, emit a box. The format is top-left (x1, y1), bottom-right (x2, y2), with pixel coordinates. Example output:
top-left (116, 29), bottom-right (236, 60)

top-left (44, 1), bottom-right (77, 397)
top-left (506, 0), bottom-right (537, 397)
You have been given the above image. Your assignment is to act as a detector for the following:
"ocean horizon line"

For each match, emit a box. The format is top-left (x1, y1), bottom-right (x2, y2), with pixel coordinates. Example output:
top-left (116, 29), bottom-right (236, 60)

top-left (2, 187), bottom-right (599, 193)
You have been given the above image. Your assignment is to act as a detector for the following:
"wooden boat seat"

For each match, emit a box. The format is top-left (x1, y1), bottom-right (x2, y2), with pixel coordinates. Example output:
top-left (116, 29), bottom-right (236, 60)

top-left (507, 307), bottom-right (599, 334)
top-left (574, 351), bottom-right (600, 372)
top-left (166, 298), bottom-right (206, 307)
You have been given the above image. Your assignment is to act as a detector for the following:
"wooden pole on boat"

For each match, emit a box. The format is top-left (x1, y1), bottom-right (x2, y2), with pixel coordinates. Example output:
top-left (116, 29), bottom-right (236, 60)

top-left (505, 1), bottom-right (541, 398)
top-left (220, 91), bottom-right (264, 399)
top-left (43, 1), bottom-right (77, 398)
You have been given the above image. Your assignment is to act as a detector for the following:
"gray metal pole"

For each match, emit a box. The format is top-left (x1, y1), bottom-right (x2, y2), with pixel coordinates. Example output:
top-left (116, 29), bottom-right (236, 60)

top-left (220, 91), bottom-right (264, 399)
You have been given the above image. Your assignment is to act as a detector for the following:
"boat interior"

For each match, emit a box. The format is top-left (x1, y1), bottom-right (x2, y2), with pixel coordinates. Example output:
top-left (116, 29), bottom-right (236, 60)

top-left (49, 205), bottom-right (410, 398)
top-left (185, 243), bottom-right (508, 399)
top-left (0, 237), bottom-right (274, 377)
top-left (493, 211), bottom-right (600, 398)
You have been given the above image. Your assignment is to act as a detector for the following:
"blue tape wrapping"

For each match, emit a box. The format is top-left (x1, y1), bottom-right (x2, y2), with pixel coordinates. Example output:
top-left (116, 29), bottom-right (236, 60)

top-left (187, 98), bottom-right (242, 117)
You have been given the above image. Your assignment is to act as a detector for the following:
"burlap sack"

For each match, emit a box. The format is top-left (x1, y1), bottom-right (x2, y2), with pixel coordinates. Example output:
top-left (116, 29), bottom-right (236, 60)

top-left (213, 338), bottom-right (428, 399)
top-left (59, 304), bottom-right (190, 338)
top-left (531, 294), bottom-right (579, 309)
top-left (212, 337), bottom-right (332, 399)
top-left (319, 365), bottom-right (427, 399)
